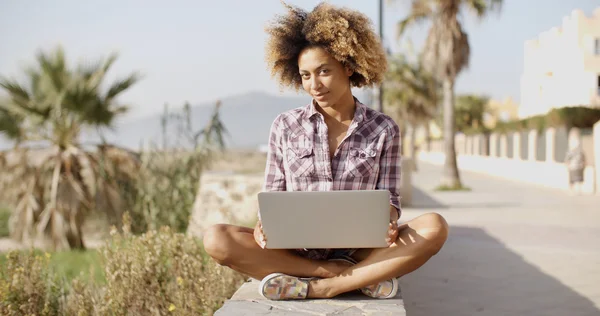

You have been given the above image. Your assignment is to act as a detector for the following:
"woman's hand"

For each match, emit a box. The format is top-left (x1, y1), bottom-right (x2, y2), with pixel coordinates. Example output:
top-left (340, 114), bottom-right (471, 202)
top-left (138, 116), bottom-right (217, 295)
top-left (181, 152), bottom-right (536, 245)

top-left (253, 220), bottom-right (267, 249)
top-left (386, 206), bottom-right (400, 246)
top-left (386, 220), bottom-right (399, 246)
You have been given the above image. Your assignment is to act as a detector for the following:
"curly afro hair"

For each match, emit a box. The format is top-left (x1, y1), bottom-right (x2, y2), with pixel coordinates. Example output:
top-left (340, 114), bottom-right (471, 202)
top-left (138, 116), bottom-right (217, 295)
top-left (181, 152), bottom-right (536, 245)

top-left (265, 1), bottom-right (387, 91)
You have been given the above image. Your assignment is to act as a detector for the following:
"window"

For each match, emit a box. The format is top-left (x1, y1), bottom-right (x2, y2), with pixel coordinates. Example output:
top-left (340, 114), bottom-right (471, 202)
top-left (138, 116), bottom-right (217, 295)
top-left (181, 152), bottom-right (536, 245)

top-left (596, 38), bottom-right (600, 55)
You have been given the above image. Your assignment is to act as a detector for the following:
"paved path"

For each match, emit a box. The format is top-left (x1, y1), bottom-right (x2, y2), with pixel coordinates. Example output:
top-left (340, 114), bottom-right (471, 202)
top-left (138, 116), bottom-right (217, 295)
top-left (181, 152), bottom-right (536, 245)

top-left (401, 162), bottom-right (600, 316)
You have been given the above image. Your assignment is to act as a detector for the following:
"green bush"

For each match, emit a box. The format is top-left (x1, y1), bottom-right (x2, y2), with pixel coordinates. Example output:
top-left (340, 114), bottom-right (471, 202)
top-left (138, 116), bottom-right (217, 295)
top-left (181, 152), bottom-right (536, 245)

top-left (124, 149), bottom-right (208, 234)
top-left (121, 101), bottom-right (226, 235)
top-left (0, 206), bottom-right (10, 237)
top-left (546, 106), bottom-right (600, 129)
top-left (491, 106), bottom-right (600, 134)
top-left (0, 214), bottom-right (245, 315)
top-left (0, 250), bottom-right (62, 316)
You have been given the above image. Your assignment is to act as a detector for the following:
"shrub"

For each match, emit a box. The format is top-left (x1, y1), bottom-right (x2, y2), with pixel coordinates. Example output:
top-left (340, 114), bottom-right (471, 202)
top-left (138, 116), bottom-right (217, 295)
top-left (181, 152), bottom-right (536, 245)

top-left (97, 213), bottom-right (245, 315)
top-left (0, 250), bottom-right (62, 315)
top-left (0, 206), bottom-right (10, 237)
top-left (124, 149), bottom-right (209, 234)
top-left (546, 106), bottom-right (600, 129)
top-left (121, 101), bottom-right (227, 235)
top-left (0, 213), bottom-right (245, 315)
top-left (491, 106), bottom-right (600, 134)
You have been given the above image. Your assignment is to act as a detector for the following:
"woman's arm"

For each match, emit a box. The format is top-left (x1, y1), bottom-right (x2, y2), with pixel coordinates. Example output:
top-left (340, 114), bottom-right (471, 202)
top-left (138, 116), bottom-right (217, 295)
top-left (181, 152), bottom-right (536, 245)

top-left (263, 115), bottom-right (287, 192)
top-left (377, 122), bottom-right (402, 222)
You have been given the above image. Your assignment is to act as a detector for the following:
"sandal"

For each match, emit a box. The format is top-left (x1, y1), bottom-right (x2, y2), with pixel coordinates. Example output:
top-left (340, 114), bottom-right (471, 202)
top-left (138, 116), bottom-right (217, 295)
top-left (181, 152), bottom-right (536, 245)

top-left (259, 273), bottom-right (316, 300)
top-left (329, 255), bottom-right (399, 299)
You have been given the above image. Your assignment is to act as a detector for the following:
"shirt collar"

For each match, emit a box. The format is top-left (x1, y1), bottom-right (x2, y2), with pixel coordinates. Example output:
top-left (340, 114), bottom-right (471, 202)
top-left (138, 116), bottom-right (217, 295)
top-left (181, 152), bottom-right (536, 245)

top-left (304, 96), bottom-right (365, 124)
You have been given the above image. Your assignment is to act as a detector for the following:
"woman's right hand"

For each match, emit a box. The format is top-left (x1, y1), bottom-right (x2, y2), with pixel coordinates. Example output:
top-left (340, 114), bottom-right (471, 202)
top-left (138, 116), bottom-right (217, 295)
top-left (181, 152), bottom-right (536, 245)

top-left (253, 220), bottom-right (267, 249)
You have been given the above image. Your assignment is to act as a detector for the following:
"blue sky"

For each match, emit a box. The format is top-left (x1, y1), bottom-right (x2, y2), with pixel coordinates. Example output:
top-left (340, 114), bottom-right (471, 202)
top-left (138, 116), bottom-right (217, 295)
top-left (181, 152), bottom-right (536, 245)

top-left (0, 0), bottom-right (598, 120)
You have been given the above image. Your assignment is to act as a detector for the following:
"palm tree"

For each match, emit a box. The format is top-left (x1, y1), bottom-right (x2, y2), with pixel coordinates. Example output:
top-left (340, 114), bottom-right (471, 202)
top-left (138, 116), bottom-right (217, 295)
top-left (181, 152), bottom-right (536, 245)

top-left (454, 94), bottom-right (489, 134)
top-left (0, 46), bottom-right (141, 250)
top-left (395, 0), bottom-right (502, 187)
top-left (385, 54), bottom-right (439, 168)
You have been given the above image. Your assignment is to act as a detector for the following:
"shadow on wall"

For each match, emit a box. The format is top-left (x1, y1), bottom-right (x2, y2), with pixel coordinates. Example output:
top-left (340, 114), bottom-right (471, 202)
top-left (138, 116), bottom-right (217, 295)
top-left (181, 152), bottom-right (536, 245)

top-left (400, 225), bottom-right (600, 316)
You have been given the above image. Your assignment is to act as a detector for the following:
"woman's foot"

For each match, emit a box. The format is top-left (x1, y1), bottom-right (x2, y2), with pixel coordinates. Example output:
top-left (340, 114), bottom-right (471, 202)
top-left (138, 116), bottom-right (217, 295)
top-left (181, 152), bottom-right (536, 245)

top-left (360, 278), bottom-right (399, 299)
top-left (259, 273), bottom-right (313, 300)
top-left (330, 256), bottom-right (399, 299)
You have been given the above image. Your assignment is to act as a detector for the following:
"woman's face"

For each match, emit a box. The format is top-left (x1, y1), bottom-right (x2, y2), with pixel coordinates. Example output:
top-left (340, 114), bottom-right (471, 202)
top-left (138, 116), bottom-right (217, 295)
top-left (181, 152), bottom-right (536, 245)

top-left (297, 46), bottom-right (352, 108)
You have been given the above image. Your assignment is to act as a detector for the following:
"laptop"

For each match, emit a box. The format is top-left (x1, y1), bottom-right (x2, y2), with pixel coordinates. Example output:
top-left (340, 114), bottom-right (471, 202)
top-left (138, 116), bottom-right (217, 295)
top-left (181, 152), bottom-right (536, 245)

top-left (257, 190), bottom-right (390, 249)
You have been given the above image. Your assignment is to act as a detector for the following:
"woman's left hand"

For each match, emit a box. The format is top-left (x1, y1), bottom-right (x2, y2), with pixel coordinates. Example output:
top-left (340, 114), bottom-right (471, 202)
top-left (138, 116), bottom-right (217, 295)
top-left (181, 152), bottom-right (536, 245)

top-left (386, 219), bottom-right (399, 246)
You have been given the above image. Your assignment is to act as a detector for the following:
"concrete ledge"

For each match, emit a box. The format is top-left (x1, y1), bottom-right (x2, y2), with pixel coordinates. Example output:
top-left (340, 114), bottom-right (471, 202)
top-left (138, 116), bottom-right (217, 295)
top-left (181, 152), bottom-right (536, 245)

top-left (215, 279), bottom-right (406, 316)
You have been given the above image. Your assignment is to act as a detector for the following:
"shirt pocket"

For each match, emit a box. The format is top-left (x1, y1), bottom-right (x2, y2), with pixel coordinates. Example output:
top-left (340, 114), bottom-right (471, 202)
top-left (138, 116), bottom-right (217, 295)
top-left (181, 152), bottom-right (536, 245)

top-left (286, 136), bottom-right (316, 178)
top-left (346, 143), bottom-right (378, 178)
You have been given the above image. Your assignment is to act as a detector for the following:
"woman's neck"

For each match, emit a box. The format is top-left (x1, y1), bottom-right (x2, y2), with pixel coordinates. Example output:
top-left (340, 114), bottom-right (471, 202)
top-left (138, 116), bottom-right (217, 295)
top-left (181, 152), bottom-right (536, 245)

top-left (315, 91), bottom-right (355, 123)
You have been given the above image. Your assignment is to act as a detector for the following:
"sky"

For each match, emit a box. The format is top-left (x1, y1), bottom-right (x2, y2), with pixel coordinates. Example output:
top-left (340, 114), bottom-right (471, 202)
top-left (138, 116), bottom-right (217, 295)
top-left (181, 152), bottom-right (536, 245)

top-left (1, 0), bottom-right (599, 121)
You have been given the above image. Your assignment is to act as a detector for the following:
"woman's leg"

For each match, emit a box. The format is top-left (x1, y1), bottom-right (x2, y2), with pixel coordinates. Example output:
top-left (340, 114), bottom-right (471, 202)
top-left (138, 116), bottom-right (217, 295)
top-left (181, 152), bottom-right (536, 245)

top-left (202, 224), bottom-right (351, 280)
top-left (307, 212), bottom-right (449, 298)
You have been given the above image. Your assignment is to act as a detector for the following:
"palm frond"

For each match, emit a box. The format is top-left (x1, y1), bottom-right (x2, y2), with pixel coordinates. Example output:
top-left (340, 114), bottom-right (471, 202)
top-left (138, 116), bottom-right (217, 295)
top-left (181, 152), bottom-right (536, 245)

top-left (0, 76), bottom-right (53, 120)
top-left (396, 0), bottom-right (434, 39)
top-left (385, 54), bottom-right (440, 125)
top-left (36, 47), bottom-right (68, 93)
top-left (0, 77), bottom-right (31, 101)
top-left (463, 0), bottom-right (503, 18)
top-left (0, 105), bottom-right (24, 140)
top-left (105, 72), bottom-right (142, 102)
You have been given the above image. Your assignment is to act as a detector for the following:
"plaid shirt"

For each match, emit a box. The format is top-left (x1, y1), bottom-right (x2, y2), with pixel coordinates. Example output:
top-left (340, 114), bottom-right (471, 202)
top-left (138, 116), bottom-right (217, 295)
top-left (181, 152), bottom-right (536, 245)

top-left (262, 97), bottom-right (402, 216)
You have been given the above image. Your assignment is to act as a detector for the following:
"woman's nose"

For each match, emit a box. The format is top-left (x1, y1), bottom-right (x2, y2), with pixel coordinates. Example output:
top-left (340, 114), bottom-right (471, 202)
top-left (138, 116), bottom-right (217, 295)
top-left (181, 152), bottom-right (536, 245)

top-left (310, 78), bottom-right (322, 90)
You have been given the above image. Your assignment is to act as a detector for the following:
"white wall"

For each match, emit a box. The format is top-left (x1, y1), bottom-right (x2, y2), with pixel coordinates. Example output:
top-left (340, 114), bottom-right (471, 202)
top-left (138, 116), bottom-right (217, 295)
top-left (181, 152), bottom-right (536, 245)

top-left (418, 152), bottom-right (596, 194)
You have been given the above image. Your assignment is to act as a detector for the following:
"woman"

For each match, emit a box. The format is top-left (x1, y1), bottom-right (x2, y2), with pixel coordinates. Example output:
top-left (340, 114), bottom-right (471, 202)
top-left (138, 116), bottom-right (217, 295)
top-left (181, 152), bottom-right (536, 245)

top-left (565, 136), bottom-right (586, 195)
top-left (203, 2), bottom-right (449, 300)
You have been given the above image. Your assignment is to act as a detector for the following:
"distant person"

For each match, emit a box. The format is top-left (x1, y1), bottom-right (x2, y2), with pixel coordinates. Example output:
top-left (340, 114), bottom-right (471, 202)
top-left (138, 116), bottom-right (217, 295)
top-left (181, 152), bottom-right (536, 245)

top-left (203, 1), bottom-right (448, 301)
top-left (565, 138), bottom-right (586, 195)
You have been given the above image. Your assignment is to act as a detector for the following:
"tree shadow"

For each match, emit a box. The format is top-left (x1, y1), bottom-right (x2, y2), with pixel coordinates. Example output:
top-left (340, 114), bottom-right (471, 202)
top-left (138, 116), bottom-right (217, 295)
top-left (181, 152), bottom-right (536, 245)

top-left (400, 226), bottom-right (599, 316)
top-left (407, 186), bottom-right (449, 209)
top-left (407, 186), bottom-right (521, 210)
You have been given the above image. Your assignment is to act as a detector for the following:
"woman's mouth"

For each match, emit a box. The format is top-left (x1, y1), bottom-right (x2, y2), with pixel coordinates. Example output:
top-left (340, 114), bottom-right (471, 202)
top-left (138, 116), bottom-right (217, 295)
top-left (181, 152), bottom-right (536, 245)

top-left (314, 92), bottom-right (329, 99)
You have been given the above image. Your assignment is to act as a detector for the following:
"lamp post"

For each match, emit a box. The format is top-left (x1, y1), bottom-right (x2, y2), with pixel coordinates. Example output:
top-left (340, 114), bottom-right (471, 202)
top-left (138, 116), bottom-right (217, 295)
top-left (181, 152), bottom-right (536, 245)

top-left (377, 0), bottom-right (384, 113)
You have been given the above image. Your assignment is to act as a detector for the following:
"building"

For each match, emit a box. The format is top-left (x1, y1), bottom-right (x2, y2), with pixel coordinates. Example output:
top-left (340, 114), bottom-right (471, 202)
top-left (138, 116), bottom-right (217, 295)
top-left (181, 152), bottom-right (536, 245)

top-left (519, 8), bottom-right (600, 118)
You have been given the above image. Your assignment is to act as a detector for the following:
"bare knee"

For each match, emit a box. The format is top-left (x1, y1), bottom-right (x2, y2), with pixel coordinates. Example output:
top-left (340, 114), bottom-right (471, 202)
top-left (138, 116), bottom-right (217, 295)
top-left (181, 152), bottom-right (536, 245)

top-left (415, 213), bottom-right (449, 255)
top-left (203, 224), bottom-right (234, 265)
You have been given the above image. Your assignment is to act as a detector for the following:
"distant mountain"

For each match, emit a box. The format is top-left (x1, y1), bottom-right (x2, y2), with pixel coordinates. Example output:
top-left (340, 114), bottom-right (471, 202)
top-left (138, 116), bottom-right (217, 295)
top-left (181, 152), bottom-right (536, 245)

top-left (110, 91), bottom-right (313, 150)
top-left (0, 90), bottom-right (373, 150)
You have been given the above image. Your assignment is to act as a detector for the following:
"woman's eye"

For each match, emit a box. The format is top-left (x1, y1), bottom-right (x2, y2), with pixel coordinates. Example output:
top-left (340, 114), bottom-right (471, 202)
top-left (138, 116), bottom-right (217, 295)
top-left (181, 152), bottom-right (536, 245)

top-left (320, 69), bottom-right (329, 74)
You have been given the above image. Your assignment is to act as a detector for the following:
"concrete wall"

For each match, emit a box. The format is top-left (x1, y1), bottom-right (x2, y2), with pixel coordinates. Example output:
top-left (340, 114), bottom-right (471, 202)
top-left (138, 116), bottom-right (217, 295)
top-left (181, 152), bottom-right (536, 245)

top-left (419, 152), bottom-right (596, 194)
top-left (595, 121), bottom-right (600, 194)
top-left (425, 127), bottom-right (598, 194)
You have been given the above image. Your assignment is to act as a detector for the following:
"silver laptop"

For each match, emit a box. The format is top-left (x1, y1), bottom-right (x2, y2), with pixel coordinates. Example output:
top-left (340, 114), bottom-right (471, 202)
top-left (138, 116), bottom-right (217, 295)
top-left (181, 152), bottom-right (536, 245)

top-left (257, 190), bottom-right (390, 249)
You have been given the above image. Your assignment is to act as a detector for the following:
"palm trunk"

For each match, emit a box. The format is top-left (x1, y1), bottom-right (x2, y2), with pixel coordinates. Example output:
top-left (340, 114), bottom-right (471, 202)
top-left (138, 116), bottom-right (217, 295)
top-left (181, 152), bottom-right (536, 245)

top-left (400, 125), bottom-right (407, 156)
top-left (409, 124), bottom-right (417, 171)
top-left (441, 78), bottom-right (462, 187)
top-left (425, 123), bottom-right (431, 152)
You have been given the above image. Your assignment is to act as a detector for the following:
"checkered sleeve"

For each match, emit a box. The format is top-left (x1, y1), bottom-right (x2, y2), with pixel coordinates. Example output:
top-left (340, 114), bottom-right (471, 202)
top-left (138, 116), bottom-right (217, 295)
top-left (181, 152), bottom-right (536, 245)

top-left (263, 115), bottom-right (287, 192)
top-left (377, 121), bottom-right (402, 218)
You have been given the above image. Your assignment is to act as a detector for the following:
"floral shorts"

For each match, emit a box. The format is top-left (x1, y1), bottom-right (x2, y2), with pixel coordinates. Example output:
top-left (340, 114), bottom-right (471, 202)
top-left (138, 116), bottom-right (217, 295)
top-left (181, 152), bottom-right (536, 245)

top-left (293, 248), bottom-right (357, 261)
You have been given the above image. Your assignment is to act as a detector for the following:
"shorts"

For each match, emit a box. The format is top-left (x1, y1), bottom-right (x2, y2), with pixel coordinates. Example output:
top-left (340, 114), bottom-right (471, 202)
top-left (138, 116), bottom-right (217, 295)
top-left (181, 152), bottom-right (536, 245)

top-left (294, 248), bottom-right (357, 261)
top-left (569, 169), bottom-right (584, 184)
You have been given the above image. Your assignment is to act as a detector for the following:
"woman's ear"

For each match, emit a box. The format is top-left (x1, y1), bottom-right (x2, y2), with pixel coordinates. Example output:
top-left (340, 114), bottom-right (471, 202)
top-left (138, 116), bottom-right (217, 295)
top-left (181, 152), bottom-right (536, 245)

top-left (345, 66), bottom-right (353, 77)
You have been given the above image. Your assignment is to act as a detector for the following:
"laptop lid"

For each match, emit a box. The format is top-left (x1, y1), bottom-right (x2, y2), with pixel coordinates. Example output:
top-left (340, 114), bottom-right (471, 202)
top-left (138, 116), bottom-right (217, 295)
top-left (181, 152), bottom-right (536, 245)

top-left (257, 190), bottom-right (390, 249)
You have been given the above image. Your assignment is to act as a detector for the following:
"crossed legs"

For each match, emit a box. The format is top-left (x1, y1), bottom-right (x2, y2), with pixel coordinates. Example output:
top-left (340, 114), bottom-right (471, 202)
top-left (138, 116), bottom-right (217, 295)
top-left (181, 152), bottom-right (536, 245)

top-left (203, 212), bottom-right (449, 299)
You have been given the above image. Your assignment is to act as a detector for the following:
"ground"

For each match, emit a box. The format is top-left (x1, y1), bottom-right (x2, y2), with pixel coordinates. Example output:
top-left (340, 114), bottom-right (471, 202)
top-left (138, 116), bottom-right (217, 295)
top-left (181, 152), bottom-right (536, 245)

top-left (402, 162), bottom-right (600, 316)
